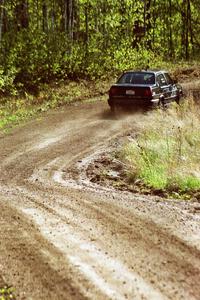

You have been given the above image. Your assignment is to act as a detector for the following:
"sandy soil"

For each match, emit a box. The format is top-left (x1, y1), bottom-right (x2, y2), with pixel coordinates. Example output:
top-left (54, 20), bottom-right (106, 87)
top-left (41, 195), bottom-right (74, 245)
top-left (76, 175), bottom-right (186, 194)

top-left (0, 101), bottom-right (200, 300)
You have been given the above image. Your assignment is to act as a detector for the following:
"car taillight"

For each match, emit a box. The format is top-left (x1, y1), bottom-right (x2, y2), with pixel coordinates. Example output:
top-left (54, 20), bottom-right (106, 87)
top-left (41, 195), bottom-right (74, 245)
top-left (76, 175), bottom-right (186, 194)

top-left (109, 87), bottom-right (118, 97)
top-left (144, 88), bottom-right (152, 97)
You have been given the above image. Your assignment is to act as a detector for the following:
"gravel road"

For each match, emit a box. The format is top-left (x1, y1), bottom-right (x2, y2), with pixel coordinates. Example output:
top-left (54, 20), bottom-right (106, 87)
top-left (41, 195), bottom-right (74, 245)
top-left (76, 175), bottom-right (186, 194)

top-left (0, 101), bottom-right (200, 300)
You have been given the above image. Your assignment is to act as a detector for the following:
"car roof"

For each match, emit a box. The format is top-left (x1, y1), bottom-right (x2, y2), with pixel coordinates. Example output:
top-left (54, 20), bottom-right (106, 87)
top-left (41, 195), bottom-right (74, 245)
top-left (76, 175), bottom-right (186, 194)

top-left (123, 70), bottom-right (167, 75)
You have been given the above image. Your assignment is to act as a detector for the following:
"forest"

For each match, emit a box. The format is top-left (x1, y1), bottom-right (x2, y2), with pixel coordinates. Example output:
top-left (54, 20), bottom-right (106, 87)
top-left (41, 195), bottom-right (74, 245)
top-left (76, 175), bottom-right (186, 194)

top-left (0, 0), bottom-right (199, 93)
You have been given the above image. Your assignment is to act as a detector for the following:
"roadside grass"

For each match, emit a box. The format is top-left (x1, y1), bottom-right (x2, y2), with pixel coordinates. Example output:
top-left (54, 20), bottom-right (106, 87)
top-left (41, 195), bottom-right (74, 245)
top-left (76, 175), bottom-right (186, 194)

top-left (0, 79), bottom-right (110, 132)
top-left (122, 100), bottom-right (200, 198)
top-left (0, 286), bottom-right (15, 300)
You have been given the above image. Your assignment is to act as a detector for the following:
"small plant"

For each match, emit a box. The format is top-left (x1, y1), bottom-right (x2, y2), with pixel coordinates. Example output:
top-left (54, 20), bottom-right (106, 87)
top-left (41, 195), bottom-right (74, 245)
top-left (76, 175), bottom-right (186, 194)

top-left (0, 286), bottom-right (15, 300)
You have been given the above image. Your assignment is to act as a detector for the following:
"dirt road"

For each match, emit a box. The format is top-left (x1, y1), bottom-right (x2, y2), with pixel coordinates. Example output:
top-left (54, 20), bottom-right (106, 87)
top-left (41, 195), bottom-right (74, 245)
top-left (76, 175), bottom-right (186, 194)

top-left (0, 101), bottom-right (200, 300)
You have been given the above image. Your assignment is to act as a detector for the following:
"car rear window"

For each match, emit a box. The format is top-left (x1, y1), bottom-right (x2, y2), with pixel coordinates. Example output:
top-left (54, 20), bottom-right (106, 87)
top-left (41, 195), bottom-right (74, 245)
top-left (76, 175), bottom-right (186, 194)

top-left (118, 72), bottom-right (155, 85)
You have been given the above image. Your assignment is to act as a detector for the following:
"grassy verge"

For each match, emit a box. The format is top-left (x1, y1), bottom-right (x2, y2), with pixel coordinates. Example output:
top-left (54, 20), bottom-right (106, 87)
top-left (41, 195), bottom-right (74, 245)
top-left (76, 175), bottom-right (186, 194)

top-left (0, 286), bottom-right (15, 300)
top-left (121, 100), bottom-right (200, 199)
top-left (0, 79), bottom-right (110, 132)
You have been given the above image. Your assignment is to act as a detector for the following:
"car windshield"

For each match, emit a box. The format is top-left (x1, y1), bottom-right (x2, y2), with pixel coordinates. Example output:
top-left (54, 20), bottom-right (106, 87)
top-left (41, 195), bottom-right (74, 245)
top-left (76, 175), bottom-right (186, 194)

top-left (118, 72), bottom-right (155, 85)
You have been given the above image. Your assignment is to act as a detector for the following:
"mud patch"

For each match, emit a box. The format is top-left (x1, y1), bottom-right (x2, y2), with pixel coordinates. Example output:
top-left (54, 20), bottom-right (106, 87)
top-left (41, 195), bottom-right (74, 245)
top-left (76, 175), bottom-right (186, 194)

top-left (85, 139), bottom-right (200, 201)
top-left (86, 150), bottom-right (163, 196)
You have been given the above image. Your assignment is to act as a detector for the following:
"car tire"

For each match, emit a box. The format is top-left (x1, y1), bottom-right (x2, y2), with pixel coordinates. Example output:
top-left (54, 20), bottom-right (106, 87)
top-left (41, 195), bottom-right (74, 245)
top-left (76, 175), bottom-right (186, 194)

top-left (158, 98), bottom-right (165, 109)
top-left (175, 95), bottom-right (180, 105)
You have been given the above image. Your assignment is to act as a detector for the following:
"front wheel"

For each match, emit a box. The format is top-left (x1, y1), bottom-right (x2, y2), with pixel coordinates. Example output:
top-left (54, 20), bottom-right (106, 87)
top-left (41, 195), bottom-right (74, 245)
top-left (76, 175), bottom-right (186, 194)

top-left (158, 98), bottom-right (165, 109)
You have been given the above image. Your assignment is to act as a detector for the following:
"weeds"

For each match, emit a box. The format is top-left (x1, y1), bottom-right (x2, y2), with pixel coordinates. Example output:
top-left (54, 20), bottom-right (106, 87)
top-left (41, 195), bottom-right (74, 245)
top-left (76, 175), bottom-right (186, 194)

top-left (0, 79), bottom-right (109, 131)
top-left (122, 100), bottom-right (200, 197)
top-left (0, 286), bottom-right (15, 300)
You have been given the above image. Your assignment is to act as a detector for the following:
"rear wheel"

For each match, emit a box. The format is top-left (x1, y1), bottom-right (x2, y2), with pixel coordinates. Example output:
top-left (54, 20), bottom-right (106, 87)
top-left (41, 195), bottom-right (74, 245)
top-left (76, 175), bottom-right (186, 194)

top-left (175, 94), bottom-right (180, 104)
top-left (158, 98), bottom-right (168, 110)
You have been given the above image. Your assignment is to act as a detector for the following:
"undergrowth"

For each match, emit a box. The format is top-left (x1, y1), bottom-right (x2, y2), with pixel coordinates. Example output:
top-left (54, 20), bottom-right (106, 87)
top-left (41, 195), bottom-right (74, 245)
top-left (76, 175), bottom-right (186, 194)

top-left (0, 79), bottom-right (109, 131)
top-left (122, 100), bottom-right (200, 198)
top-left (0, 286), bottom-right (15, 300)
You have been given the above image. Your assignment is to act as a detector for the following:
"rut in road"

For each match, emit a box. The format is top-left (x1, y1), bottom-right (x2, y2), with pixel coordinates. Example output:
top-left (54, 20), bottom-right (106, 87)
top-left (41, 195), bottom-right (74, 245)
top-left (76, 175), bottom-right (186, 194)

top-left (0, 102), bottom-right (200, 300)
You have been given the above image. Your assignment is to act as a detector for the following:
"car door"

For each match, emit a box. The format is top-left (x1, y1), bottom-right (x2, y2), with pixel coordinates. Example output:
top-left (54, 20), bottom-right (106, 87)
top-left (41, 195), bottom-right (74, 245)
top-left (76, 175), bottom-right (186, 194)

top-left (156, 73), bottom-right (172, 104)
top-left (163, 72), bottom-right (178, 103)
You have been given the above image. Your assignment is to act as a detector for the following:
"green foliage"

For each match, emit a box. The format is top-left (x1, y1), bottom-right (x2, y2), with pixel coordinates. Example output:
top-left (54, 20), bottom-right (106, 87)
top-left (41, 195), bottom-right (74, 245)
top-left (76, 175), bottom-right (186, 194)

top-left (0, 0), bottom-right (199, 94)
top-left (0, 286), bottom-right (15, 300)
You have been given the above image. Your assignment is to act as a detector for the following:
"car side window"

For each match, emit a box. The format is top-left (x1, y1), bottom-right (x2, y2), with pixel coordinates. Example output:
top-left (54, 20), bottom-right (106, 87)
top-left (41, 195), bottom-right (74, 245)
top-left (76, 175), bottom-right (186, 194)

top-left (164, 73), bottom-right (173, 85)
top-left (124, 74), bottom-right (132, 83)
top-left (156, 74), bottom-right (167, 87)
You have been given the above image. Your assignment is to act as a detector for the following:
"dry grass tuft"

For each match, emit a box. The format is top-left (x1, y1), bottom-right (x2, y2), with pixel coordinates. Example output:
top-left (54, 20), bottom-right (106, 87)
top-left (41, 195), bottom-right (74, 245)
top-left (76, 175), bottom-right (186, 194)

top-left (122, 100), bottom-right (200, 196)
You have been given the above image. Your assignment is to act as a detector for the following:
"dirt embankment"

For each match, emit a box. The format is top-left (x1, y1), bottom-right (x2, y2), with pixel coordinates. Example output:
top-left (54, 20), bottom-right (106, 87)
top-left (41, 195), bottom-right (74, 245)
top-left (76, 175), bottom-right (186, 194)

top-left (0, 101), bottom-right (200, 300)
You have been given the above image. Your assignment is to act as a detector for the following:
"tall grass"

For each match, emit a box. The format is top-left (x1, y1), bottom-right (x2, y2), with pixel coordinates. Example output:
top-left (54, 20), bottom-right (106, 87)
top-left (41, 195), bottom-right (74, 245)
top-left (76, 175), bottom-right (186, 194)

top-left (122, 100), bottom-right (200, 194)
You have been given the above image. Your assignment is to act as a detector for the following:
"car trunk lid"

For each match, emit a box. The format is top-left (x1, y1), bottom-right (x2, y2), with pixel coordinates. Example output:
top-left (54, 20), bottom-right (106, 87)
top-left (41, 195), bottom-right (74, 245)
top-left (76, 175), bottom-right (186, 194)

top-left (109, 85), bottom-right (152, 98)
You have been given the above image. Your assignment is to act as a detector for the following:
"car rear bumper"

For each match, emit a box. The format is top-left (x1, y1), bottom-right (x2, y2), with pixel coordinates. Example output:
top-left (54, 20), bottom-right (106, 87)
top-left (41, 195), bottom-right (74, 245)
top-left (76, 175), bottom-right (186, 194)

top-left (108, 97), bottom-right (159, 108)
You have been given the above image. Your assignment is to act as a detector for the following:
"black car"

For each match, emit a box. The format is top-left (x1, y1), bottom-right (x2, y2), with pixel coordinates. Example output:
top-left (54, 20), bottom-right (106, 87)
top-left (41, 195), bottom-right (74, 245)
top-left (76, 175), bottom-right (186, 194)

top-left (108, 70), bottom-right (183, 111)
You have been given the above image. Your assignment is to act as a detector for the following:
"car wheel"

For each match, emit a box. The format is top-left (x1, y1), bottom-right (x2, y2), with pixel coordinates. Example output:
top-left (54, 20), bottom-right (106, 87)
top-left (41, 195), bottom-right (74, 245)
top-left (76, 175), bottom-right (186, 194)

top-left (175, 95), bottom-right (180, 105)
top-left (158, 98), bottom-right (165, 109)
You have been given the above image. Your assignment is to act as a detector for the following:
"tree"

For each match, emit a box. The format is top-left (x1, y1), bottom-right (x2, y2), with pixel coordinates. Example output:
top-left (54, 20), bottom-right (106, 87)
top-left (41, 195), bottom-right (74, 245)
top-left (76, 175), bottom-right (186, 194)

top-left (0, 0), bottom-right (200, 93)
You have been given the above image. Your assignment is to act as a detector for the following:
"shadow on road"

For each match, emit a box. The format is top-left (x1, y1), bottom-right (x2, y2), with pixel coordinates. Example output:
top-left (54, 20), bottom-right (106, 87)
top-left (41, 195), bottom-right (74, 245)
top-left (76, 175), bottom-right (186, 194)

top-left (99, 108), bottom-right (148, 120)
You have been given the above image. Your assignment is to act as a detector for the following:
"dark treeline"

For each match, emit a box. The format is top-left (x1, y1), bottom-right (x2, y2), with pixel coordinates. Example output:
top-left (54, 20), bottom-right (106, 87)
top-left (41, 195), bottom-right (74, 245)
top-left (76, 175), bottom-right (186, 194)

top-left (0, 0), bottom-right (199, 92)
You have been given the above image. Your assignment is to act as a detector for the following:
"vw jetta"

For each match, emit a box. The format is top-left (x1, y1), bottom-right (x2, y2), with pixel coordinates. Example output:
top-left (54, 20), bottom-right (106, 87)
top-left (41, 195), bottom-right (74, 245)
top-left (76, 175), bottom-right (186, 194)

top-left (108, 70), bottom-right (183, 111)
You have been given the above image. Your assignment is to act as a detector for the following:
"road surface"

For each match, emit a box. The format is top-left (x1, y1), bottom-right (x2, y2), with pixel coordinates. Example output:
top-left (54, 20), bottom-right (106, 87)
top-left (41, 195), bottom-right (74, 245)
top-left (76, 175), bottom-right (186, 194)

top-left (0, 101), bottom-right (200, 300)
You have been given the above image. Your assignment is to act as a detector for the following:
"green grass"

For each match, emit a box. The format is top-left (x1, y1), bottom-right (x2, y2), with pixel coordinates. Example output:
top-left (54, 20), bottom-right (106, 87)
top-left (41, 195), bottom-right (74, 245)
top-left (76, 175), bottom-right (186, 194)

top-left (122, 100), bottom-right (200, 197)
top-left (0, 286), bottom-right (15, 300)
top-left (0, 79), bottom-right (110, 132)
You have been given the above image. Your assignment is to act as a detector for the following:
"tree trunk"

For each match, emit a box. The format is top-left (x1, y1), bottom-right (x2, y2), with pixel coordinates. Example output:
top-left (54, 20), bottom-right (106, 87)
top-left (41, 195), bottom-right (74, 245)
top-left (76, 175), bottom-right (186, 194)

top-left (42, 0), bottom-right (48, 32)
top-left (169, 0), bottom-right (173, 57)
top-left (185, 0), bottom-right (189, 59)
top-left (64, 0), bottom-right (74, 39)
top-left (15, 0), bottom-right (29, 31)
top-left (51, 0), bottom-right (55, 31)
top-left (145, 0), bottom-right (152, 49)
top-left (0, 0), bottom-right (4, 44)
top-left (181, 0), bottom-right (190, 60)
top-left (85, 1), bottom-right (89, 50)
